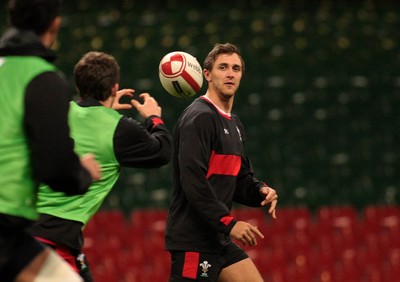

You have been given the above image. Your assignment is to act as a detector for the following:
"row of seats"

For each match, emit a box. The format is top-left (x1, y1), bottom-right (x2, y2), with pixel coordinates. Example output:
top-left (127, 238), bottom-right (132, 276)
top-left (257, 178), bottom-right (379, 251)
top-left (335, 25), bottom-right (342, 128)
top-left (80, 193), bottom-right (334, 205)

top-left (83, 205), bottom-right (400, 282)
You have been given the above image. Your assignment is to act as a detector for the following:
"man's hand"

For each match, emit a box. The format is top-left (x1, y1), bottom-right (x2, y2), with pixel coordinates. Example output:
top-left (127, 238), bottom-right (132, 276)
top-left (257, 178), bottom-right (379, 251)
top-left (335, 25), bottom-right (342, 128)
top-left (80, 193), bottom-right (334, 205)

top-left (80, 153), bottom-right (101, 181)
top-left (131, 93), bottom-right (162, 118)
top-left (112, 89), bottom-right (134, 110)
top-left (260, 186), bottom-right (278, 219)
top-left (230, 221), bottom-right (264, 246)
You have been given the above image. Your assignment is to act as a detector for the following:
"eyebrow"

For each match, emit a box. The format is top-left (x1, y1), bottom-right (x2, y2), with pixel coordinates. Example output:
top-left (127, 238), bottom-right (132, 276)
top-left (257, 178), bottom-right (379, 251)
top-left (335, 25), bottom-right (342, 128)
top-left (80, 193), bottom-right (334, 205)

top-left (217, 63), bottom-right (242, 68)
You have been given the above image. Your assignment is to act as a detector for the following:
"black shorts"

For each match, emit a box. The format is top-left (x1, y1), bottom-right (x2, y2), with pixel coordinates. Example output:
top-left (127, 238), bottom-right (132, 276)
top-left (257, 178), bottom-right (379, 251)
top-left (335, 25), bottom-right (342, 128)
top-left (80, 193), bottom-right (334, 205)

top-left (169, 242), bottom-right (248, 281)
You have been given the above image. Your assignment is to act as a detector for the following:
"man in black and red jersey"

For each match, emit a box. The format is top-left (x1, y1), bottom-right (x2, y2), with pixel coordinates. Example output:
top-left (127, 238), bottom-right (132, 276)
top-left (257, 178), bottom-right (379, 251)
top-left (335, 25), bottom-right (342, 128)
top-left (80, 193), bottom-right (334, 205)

top-left (165, 43), bottom-right (278, 282)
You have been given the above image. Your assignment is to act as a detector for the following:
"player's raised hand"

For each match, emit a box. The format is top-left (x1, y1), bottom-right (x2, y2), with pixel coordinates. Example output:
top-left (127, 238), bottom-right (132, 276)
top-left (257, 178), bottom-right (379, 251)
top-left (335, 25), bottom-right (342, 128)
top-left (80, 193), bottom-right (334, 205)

top-left (131, 93), bottom-right (162, 118)
top-left (260, 186), bottom-right (278, 219)
top-left (111, 88), bottom-right (134, 110)
top-left (230, 221), bottom-right (264, 246)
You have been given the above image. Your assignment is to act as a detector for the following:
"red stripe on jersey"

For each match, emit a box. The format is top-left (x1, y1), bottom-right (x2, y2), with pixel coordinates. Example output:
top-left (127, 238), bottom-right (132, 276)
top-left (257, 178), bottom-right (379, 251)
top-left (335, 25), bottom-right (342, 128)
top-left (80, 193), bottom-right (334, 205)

top-left (182, 252), bottom-right (199, 279)
top-left (220, 215), bottom-right (234, 226)
top-left (181, 69), bottom-right (201, 92)
top-left (151, 117), bottom-right (164, 128)
top-left (206, 150), bottom-right (241, 178)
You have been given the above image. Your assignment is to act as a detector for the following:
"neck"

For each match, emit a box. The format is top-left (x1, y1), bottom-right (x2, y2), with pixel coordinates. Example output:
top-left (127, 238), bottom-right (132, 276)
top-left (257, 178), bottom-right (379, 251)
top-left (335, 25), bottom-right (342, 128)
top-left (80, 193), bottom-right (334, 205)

top-left (99, 96), bottom-right (114, 108)
top-left (204, 91), bottom-right (233, 113)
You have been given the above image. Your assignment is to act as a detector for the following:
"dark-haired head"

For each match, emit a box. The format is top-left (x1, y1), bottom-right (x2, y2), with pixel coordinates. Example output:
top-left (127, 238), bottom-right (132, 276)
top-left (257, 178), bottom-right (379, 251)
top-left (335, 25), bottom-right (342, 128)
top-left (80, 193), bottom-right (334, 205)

top-left (8, 0), bottom-right (62, 35)
top-left (203, 43), bottom-right (245, 73)
top-left (74, 51), bottom-right (120, 101)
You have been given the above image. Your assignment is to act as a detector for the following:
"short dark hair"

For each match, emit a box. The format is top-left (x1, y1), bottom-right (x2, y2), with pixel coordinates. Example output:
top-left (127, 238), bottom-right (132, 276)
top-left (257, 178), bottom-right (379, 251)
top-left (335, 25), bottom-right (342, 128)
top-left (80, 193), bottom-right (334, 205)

top-left (74, 51), bottom-right (120, 101)
top-left (8, 0), bottom-right (62, 35)
top-left (203, 43), bottom-right (245, 73)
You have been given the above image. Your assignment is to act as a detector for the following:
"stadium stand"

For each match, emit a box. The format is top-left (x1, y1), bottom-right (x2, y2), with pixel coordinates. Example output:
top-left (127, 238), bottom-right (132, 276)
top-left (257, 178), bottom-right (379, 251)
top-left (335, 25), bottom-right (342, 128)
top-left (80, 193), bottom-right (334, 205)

top-left (1, 0), bottom-right (399, 280)
top-left (83, 206), bottom-right (400, 281)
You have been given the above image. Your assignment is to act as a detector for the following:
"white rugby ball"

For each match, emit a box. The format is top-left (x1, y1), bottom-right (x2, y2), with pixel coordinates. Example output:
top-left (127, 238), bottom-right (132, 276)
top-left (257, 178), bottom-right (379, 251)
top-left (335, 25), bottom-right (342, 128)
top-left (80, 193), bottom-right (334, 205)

top-left (159, 51), bottom-right (203, 98)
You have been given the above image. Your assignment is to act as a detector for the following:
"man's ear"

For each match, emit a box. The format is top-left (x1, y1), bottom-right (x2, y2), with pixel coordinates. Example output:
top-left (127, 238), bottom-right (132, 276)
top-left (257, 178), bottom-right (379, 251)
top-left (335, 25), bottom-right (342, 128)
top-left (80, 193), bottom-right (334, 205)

top-left (40, 16), bottom-right (62, 48)
top-left (50, 16), bottom-right (62, 35)
top-left (203, 69), bottom-right (211, 82)
top-left (111, 83), bottom-right (119, 96)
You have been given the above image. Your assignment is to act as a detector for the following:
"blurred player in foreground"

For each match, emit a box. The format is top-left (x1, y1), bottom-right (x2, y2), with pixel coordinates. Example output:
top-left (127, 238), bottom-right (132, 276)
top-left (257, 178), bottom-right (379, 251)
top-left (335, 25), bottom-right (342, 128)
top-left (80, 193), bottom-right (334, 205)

top-left (28, 51), bottom-right (172, 281)
top-left (0, 0), bottom-right (101, 281)
top-left (165, 43), bottom-right (278, 282)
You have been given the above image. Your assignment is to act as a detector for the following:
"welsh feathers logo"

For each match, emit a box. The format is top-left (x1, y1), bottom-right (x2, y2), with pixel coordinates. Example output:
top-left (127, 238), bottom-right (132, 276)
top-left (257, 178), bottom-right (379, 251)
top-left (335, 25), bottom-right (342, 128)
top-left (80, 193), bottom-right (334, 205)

top-left (199, 261), bottom-right (212, 277)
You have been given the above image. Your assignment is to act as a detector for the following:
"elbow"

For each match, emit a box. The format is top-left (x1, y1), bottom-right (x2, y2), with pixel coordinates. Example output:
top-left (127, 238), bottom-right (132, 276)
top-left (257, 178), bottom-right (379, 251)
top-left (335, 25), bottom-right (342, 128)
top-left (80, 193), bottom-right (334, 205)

top-left (160, 149), bottom-right (172, 165)
top-left (148, 152), bottom-right (171, 168)
top-left (144, 150), bottom-right (172, 168)
top-left (155, 142), bottom-right (172, 166)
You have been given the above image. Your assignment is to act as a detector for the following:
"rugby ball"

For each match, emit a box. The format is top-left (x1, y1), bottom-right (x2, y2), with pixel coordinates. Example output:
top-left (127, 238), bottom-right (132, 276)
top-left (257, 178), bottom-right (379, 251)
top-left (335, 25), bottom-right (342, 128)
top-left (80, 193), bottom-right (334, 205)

top-left (159, 51), bottom-right (203, 98)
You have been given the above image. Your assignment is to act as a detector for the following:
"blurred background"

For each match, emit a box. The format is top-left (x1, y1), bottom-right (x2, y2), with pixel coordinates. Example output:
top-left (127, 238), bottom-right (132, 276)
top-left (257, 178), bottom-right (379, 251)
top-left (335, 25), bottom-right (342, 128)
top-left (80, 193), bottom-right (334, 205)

top-left (1, 0), bottom-right (399, 281)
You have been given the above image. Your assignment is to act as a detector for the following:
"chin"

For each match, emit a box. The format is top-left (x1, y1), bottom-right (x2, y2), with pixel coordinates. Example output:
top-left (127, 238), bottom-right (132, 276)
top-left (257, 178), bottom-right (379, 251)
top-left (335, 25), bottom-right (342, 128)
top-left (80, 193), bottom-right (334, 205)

top-left (221, 92), bottom-right (235, 100)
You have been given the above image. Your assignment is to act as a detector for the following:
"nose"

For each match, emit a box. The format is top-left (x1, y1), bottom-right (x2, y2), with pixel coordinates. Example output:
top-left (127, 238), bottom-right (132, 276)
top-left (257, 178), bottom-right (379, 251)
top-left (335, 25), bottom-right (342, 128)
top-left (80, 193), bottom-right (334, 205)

top-left (226, 68), bottom-right (235, 78)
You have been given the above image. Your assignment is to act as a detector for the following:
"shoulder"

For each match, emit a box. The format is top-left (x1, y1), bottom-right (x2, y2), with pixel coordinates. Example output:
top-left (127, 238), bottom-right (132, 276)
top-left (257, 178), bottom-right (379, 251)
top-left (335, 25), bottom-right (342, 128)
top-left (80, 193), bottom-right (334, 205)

top-left (179, 99), bottom-right (216, 129)
top-left (182, 98), bottom-right (216, 120)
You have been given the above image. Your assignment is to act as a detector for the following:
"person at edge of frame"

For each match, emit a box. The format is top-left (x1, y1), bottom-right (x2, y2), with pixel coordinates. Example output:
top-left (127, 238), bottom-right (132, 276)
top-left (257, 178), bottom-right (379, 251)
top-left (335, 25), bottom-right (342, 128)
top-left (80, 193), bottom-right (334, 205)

top-left (0, 0), bottom-right (101, 281)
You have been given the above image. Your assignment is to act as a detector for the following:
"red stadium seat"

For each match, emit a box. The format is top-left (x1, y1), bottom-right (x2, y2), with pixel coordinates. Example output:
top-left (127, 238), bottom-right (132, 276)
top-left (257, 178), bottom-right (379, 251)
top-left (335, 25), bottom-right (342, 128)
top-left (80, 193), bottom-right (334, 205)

top-left (92, 210), bottom-right (126, 227)
top-left (130, 209), bottom-right (167, 234)
top-left (363, 205), bottom-right (400, 235)
top-left (317, 205), bottom-right (358, 223)
top-left (268, 207), bottom-right (312, 232)
top-left (316, 206), bottom-right (359, 241)
top-left (364, 205), bottom-right (400, 220)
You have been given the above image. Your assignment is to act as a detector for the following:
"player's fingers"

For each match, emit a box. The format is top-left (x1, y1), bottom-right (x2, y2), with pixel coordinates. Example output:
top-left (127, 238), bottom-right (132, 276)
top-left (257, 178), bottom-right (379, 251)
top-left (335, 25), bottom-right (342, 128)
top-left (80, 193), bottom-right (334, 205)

top-left (115, 104), bottom-right (133, 110)
top-left (250, 225), bottom-right (264, 239)
top-left (117, 88), bottom-right (134, 97)
top-left (139, 93), bottom-right (151, 100)
top-left (265, 188), bottom-right (277, 201)
top-left (261, 193), bottom-right (278, 206)
top-left (270, 209), bottom-right (277, 219)
top-left (269, 199), bottom-right (278, 211)
top-left (246, 230), bottom-right (258, 246)
top-left (241, 232), bottom-right (254, 246)
top-left (130, 98), bottom-right (142, 109)
top-left (267, 200), bottom-right (277, 219)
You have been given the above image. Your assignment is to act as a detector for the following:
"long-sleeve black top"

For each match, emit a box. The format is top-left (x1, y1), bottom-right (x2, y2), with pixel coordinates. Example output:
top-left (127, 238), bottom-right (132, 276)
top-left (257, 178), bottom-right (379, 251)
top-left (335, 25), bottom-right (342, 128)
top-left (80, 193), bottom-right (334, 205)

top-left (0, 28), bottom-right (92, 195)
top-left (165, 96), bottom-right (266, 253)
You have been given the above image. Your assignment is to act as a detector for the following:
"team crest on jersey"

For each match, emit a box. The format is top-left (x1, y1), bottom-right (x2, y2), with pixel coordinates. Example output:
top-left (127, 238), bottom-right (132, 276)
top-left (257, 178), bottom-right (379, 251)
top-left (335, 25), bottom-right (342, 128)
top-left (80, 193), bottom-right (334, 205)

top-left (199, 261), bottom-right (212, 277)
top-left (224, 128), bottom-right (229, 134)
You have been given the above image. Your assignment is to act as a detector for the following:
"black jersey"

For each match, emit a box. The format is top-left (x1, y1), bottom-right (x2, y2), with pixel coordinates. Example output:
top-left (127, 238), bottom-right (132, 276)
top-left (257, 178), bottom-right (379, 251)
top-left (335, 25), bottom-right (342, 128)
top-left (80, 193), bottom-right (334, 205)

top-left (165, 96), bottom-right (266, 253)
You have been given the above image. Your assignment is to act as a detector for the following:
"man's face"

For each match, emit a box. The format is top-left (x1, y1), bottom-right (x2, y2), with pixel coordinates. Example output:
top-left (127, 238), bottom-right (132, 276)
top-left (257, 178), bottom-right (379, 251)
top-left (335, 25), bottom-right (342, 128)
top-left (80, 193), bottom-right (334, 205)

top-left (204, 53), bottom-right (243, 99)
